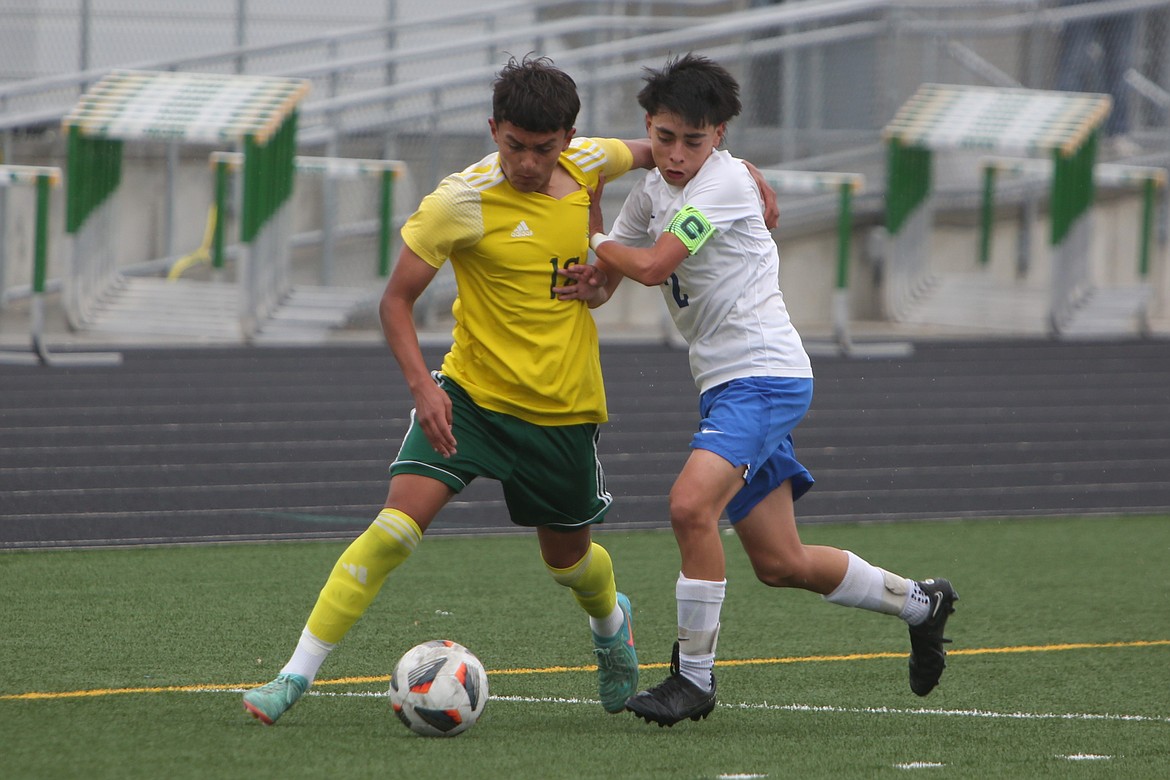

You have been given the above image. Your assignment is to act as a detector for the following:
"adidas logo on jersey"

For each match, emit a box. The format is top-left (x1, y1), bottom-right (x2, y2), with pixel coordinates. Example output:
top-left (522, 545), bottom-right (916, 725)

top-left (511, 220), bottom-right (534, 238)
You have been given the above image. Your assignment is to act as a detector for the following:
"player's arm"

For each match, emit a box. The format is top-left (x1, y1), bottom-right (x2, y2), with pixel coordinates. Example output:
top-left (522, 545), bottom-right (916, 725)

top-left (593, 231), bottom-right (688, 287)
top-left (586, 175), bottom-right (690, 286)
top-left (379, 247), bottom-right (457, 457)
top-left (621, 138), bottom-right (655, 170)
top-left (614, 138), bottom-right (776, 226)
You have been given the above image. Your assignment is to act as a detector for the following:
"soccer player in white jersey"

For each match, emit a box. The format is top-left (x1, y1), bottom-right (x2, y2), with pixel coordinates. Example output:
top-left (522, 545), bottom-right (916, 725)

top-left (561, 53), bottom-right (958, 727)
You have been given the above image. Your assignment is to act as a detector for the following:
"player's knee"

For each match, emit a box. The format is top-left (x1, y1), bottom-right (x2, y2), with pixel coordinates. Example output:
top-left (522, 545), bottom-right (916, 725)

top-left (750, 554), bottom-right (808, 589)
top-left (668, 491), bottom-right (714, 536)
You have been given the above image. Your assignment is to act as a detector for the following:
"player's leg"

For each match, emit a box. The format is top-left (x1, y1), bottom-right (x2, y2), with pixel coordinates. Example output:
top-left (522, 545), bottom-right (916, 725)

top-left (626, 448), bottom-right (743, 727)
top-left (539, 525), bottom-right (637, 712)
top-left (303, 475), bottom-right (449, 649)
top-left (244, 383), bottom-right (481, 725)
top-left (630, 378), bottom-right (810, 727)
top-left (732, 480), bottom-right (847, 593)
top-left (733, 481), bottom-right (957, 696)
top-left (506, 418), bottom-right (637, 714)
top-left (670, 449), bottom-right (746, 582)
top-left (539, 526), bottom-right (618, 629)
top-left (822, 540), bottom-right (958, 696)
top-left (242, 475), bottom-right (450, 725)
top-left (668, 447), bottom-right (745, 674)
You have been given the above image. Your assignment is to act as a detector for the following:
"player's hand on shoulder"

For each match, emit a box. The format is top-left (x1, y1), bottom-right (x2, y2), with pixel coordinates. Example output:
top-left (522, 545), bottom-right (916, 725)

top-left (742, 161), bottom-right (780, 230)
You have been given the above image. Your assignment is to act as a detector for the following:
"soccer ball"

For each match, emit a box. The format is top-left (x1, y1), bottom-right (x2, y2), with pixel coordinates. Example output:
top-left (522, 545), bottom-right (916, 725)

top-left (389, 640), bottom-right (488, 737)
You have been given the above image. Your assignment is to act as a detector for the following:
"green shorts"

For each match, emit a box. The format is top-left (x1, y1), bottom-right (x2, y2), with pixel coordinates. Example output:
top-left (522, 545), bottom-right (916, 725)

top-left (390, 374), bottom-right (612, 530)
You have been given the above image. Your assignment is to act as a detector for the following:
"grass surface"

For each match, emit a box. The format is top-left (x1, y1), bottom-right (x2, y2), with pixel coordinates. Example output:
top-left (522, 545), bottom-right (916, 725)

top-left (3, 515), bottom-right (1169, 778)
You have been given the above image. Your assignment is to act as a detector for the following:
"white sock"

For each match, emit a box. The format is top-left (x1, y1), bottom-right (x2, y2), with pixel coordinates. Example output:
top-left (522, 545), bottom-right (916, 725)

top-left (824, 550), bottom-right (924, 621)
top-left (279, 627), bottom-right (335, 684)
top-left (678, 649), bottom-right (716, 692)
top-left (900, 581), bottom-right (932, 625)
top-left (590, 601), bottom-right (625, 638)
top-left (676, 573), bottom-right (725, 692)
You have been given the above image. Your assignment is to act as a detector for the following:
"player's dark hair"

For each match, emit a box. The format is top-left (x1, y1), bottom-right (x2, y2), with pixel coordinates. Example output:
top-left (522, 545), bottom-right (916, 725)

top-left (637, 53), bottom-right (741, 128)
top-left (492, 55), bottom-right (580, 133)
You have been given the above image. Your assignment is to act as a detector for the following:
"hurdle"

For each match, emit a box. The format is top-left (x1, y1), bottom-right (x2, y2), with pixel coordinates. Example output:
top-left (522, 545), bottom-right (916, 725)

top-left (206, 152), bottom-right (406, 279)
top-left (759, 168), bottom-right (912, 358)
top-left (978, 157), bottom-right (1166, 335)
top-left (61, 69), bottom-right (309, 342)
top-left (188, 151), bottom-right (407, 340)
top-left (883, 83), bottom-right (1111, 336)
top-left (0, 165), bottom-right (122, 366)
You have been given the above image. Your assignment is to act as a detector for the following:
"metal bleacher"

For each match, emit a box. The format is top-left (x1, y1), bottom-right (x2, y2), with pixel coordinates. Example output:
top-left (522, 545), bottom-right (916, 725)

top-left (1, 0), bottom-right (1169, 349)
top-left (1, 0), bottom-right (900, 348)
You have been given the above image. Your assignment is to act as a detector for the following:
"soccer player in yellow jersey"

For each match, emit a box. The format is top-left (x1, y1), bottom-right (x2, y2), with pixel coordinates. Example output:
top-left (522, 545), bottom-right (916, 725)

top-left (243, 56), bottom-right (654, 725)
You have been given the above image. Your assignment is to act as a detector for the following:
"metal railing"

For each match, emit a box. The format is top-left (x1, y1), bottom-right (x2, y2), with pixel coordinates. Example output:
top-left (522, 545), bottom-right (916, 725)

top-left (0, 0), bottom-right (730, 131)
top-left (2, 0), bottom-right (1168, 339)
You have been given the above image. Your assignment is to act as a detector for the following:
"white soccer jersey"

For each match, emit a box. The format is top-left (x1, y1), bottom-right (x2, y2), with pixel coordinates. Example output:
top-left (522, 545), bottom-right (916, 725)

top-left (609, 149), bottom-right (812, 393)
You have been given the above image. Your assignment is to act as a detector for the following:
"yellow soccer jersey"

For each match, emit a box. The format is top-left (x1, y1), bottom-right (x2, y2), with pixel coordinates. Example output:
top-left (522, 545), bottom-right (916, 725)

top-left (401, 137), bottom-right (635, 426)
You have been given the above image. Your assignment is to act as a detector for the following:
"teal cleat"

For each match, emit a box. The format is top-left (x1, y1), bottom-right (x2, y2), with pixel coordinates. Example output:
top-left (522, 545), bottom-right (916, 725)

top-left (242, 673), bottom-right (309, 725)
top-left (593, 592), bottom-right (639, 713)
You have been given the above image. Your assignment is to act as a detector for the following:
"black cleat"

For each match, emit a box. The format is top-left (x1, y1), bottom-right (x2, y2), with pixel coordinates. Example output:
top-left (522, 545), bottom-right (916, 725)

top-left (625, 641), bottom-right (717, 727)
top-left (908, 578), bottom-right (958, 696)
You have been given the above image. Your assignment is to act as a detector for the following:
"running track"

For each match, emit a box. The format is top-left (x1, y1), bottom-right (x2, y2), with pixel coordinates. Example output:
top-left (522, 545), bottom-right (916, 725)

top-left (2, 339), bottom-right (1169, 549)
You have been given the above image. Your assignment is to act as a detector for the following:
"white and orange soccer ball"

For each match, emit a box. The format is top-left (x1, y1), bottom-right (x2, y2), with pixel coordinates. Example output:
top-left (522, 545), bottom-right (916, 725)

top-left (389, 640), bottom-right (488, 737)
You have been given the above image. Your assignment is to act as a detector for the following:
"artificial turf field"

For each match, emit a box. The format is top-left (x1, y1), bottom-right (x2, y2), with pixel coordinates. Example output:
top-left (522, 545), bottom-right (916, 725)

top-left (2, 514), bottom-right (1168, 779)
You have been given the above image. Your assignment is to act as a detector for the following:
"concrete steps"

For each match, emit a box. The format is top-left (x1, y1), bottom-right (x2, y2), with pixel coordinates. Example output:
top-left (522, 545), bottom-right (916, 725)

top-left (82, 276), bottom-right (376, 344)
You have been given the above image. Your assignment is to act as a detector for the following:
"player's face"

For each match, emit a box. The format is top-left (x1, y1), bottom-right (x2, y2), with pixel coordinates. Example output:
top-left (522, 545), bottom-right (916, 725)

top-left (646, 112), bottom-right (724, 187)
top-left (490, 119), bottom-right (575, 194)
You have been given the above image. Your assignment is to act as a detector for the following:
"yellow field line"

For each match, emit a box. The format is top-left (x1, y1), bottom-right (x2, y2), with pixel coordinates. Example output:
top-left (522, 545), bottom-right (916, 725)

top-left (3, 639), bottom-right (1167, 702)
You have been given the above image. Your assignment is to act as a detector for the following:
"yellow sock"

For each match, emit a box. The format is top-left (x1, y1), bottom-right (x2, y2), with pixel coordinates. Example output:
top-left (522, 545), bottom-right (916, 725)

top-left (545, 542), bottom-right (617, 620)
top-left (305, 508), bottom-right (422, 643)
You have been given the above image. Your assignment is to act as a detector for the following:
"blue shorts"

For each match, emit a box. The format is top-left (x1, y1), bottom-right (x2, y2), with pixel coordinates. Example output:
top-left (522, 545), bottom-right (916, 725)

top-left (690, 376), bottom-right (815, 523)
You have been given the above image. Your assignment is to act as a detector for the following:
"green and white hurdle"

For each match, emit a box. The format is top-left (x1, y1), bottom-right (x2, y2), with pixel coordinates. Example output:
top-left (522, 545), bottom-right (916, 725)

top-left (883, 83), bottom-right (1111, 336)
top-left (208, 152), bottom-right (405, 279)
top-left (202, 152), bottom-right (406, 340)
top-left (979, 157), bottom-right (1166, 335)
top-left (61, 69), bottom-right (309, 342)
top-left (759, 169), bottom-right (910, 357)
top-left (0, 165), bottom-right (121, 366)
